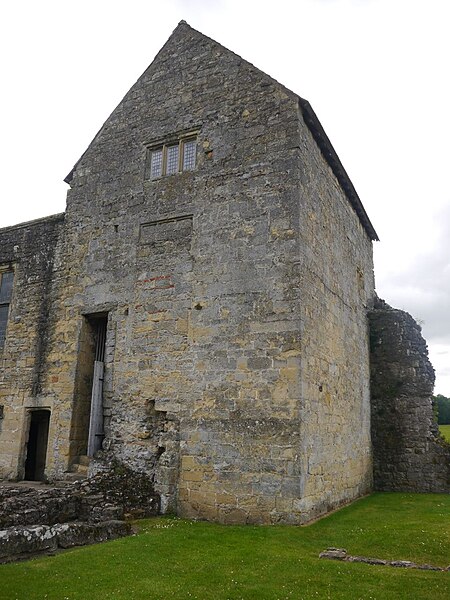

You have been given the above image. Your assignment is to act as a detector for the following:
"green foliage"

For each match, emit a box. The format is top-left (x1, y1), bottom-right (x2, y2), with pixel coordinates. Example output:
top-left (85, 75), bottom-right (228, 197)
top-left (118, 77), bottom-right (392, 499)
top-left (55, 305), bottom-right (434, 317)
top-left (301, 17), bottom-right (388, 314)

top-left (1, 493), bottom-right (449, 599)
top-left (434, 394), bottom-right (450, 424)
top-left (439, 424), bottom-right (450, 442)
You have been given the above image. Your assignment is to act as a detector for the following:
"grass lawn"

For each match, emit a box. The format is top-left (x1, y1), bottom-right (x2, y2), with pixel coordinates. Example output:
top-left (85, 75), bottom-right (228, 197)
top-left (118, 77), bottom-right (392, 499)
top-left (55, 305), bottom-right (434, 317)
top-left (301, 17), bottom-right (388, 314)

top-left (1, 493), bottom-right (449, 600)
top-left (439, 424), bottom-right (450, 442)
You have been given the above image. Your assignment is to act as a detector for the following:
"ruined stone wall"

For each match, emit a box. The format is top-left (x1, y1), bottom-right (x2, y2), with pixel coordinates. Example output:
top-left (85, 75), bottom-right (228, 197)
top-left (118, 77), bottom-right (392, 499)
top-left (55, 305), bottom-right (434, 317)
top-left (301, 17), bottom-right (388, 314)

top-left (369, 300), bottom-right (450, 492)
top-left (0, 215), bottom-right (64, 479)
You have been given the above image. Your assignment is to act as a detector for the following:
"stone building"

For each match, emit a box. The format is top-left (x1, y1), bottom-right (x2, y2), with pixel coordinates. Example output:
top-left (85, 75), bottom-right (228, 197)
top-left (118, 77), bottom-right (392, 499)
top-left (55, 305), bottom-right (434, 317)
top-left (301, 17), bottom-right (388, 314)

top-left (0, 22), bottom-right (447, 525)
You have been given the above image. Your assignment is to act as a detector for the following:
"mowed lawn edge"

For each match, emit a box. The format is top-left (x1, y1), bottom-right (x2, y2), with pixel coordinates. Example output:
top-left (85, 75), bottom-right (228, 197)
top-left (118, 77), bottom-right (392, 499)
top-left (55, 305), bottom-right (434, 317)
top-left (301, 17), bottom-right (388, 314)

top-left (439, 424), bottom-right (450, 442)
top-left (0, 492), bottom-right (449, 600)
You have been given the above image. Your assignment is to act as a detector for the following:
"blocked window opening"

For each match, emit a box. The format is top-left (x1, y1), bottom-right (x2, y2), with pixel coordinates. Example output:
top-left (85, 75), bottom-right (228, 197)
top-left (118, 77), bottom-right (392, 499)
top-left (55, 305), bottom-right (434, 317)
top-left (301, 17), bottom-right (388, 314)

top-left (139, 214), bottom-right (193, 246)
top-left (24, 410), bottom-right (50, 481)
top-left (70, 314), bottom-right (108, 464)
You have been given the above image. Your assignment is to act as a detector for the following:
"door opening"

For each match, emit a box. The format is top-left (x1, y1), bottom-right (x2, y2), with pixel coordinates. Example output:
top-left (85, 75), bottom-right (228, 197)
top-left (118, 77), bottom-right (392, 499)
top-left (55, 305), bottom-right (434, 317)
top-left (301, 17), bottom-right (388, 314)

top-left (24, 410), bottom-right (50, 481)
top-left (87, 317), bottom-right (107, 457)
top-left (70, 314), bottom-right (108, 463)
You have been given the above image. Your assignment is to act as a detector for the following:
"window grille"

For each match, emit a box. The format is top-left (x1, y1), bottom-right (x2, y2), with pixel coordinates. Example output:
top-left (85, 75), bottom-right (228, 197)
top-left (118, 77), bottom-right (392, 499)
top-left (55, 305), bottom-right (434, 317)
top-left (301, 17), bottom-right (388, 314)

top-left (147, 135), bottom-right (197, 179)
top-left (150, 148), bottom-right (163, 178)
top-left (166, 144), bottom-right (180, 175)
top-left (183, 139), bottom-right (197, 171)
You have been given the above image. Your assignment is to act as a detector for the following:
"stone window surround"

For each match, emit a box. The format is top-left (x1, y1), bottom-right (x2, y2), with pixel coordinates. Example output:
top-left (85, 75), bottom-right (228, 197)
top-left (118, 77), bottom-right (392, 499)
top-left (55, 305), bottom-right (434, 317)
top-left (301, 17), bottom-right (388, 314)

top-left (0, 265), bottom-right (14, 351)
top-left (145, 129), bottom-right (200, 180)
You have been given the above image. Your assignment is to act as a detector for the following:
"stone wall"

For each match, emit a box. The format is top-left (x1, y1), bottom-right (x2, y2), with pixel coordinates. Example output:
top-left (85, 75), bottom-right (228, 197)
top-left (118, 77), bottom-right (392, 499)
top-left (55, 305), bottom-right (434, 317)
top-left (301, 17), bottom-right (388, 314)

top-left (369, 299), bottom-right (450, 492)
top-left (0, 214), bottom-right (64, 479)
top-left (295, 103), bottom-right (374, 520)
top-left (58, 23), bottom-right (375, 523)
top-left (0, 22), bottom-right (376, 524)
top-left (55, 21), bottom-right (310, 522)
top-left (0, 521), bottom-right (130, 563)
top-left (0, 463), bottom-right (159, 529)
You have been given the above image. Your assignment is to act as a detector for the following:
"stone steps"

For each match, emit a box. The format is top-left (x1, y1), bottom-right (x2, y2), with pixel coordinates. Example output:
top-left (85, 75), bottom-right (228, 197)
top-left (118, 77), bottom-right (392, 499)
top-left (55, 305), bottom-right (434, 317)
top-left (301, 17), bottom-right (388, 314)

top-left (0, 463), bottom-right (160, 561)
top-left (76, 455), bottom-right (91, 467)
top-left (0, 482), bottom-right (127, 562)
top-left (57, 455), bottom-right (92, 482)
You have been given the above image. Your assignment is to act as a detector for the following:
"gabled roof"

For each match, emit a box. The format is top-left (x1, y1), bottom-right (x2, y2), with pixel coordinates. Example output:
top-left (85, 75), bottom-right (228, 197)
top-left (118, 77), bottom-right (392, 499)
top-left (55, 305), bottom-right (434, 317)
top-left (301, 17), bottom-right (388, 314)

top-left (64, 21), bottom-right (378, 241)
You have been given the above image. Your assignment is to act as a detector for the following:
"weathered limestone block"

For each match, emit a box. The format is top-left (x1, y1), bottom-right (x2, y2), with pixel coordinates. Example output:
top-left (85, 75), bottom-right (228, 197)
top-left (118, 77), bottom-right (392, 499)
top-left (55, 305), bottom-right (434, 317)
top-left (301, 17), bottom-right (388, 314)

top-left (51, 520), bottom-right (131, 549)
top-left (0, 521), bottom-right (131, 561)
top-left (0, 525), bottom-right (57, 559)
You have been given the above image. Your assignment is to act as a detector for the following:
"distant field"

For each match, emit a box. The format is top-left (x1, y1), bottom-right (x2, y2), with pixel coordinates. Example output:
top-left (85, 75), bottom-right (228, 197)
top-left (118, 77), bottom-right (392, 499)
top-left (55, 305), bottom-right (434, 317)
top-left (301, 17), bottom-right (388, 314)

top-left (439, 424), bottom-right (450, 442)
top-left (1, 493), bottom-right (449, 600)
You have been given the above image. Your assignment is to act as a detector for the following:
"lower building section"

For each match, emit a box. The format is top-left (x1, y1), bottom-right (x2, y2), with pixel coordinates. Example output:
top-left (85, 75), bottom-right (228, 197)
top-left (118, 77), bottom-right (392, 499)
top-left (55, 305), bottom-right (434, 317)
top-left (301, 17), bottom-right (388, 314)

top-left (0, 398), bottom-right (373, 525)
top-left (4, 299), bottom-right (449, 524)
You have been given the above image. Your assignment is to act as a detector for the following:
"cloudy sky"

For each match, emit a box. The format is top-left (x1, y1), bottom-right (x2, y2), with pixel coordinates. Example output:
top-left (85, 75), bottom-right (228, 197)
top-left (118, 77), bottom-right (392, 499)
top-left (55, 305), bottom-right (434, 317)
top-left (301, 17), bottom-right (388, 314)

top-left (2, 0), bottom-right (449, 394)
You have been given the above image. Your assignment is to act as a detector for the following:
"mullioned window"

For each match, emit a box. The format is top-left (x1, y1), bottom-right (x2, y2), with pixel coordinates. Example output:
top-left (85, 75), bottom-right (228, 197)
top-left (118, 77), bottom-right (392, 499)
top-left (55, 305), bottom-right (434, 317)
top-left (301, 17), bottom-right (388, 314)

top-left (146, 133), bottom-right (198, 179)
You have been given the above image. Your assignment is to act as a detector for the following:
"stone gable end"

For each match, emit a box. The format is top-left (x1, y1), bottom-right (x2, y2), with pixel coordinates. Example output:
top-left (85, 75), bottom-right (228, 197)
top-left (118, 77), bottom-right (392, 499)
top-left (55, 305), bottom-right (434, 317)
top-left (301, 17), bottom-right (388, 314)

top-left (1, 22), bottom-right (444, 529)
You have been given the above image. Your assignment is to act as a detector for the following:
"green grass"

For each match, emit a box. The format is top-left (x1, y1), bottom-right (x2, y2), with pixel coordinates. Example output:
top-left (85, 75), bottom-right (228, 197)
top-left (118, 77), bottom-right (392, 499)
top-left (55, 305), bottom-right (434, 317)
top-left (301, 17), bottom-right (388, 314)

top-left (439, 424), bottom-right (450, 442)
top-left (1, 493), bottom-right (449, 599)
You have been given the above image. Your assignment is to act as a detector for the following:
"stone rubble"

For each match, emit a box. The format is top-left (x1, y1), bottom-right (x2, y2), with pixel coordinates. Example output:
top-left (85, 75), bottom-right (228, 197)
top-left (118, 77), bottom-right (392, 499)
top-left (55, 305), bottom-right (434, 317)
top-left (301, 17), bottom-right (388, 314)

top-left (319, 548), bottom-right (449, 572)
top-left (0, 462), bottom-right (158, 561)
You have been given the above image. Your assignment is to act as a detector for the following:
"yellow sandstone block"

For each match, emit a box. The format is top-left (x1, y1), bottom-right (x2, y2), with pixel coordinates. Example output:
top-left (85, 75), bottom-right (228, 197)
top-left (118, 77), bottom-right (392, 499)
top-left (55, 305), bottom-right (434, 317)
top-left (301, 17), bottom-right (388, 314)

top-left (182, 470), bottom-right (204, 482)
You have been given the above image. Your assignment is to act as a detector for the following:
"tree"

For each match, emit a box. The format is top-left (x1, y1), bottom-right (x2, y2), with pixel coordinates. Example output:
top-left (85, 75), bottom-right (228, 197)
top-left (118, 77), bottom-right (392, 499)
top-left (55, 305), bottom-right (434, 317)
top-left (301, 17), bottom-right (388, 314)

top-left (434, 394), bottom-right (450, 424)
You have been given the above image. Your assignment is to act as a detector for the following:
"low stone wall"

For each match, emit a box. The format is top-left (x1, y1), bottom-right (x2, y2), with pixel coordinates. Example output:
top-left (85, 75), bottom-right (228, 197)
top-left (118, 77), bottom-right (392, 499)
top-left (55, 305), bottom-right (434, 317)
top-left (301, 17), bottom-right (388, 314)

top-left (369, 299), bottom-right (450, 492)
top-left (0, 462), bottom-right (159, 560)
top-left (0, 521), bottom-right (130, 562)
top-left (1, 462), bottom-right (159, 529)
top-left (0, 485), bottom-right (79, 528)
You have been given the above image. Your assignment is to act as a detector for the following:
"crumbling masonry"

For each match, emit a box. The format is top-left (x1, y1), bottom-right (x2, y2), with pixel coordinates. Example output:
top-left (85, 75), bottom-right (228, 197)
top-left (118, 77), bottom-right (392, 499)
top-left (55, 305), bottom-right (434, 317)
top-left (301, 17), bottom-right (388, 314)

top-left (0, 22), bottom-right (448, 537)
top-left (369, 299), bottom-right (449, 492)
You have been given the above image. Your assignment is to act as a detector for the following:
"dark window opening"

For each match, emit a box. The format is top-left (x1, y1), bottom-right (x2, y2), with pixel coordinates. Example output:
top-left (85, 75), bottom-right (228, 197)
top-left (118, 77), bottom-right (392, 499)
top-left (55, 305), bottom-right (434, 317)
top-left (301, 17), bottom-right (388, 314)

top-left (0, 270), bottom-right (14, 349)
